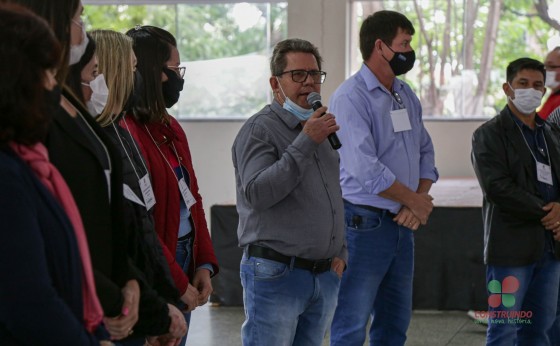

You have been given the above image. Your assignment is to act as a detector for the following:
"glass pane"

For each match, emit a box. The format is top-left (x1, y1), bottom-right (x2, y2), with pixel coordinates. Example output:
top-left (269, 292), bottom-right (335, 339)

top-left (84, 2), bottom-right (288, 119)
top-left (351, 0), bottom-right (560, 119)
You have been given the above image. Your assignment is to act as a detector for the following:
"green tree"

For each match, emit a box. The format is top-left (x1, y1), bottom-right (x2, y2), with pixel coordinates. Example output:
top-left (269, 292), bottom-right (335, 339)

top-left (355, 0), bottom-right (559, 117)
top-left (84, 3), bottom-right (287, 118)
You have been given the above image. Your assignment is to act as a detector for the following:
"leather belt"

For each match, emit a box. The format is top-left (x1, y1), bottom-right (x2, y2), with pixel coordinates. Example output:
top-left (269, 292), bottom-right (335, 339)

top-left (247, 244), bottom-right (332, 274)
top-left (344, 199), bottom-right (397, 218)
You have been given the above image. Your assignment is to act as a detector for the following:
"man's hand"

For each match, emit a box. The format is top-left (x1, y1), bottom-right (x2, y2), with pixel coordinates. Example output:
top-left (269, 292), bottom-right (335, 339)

top-left (407, 192), bottom-right (434, 225)
top-left (393, 206), bottom-right (422, 231)
top-left (103, 279), bottom-right (140, 340)
top-left (302, 106), bottom-right (339, 144)
top-left (180, 284), bottom-right (199, 312)
top-left (541, 202), bottom-right (560, 230)
top-left (331, 257), bottom-right (345, 278)
top-left (192, 269), bottom-right (213, 306)
top-left (379, 180), bottom-right (434, 226)
top-left (553, 228), bottom-right (560, 241)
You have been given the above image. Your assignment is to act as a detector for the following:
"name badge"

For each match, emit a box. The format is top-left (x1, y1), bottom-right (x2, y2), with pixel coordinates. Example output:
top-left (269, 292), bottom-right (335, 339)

top-left (139, 174), bottom-right (156, 211)
top-left (123, 184), bottom-right (144, 206)
top-left (537, 162), bottom-right (553, 185)
top-left (390, 108), bottom-right (412, 132)
top-left (179, 177), bottom-right (196, 209)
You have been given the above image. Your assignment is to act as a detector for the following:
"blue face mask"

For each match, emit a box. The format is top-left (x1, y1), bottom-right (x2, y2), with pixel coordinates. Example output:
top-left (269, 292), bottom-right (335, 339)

top-left (277, 78), bottom-right (314, 121)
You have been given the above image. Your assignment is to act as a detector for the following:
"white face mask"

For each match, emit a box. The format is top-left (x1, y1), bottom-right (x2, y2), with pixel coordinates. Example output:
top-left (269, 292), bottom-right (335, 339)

top-left (545, 70), bottom-right (560, 89)
top-left (69, 22), bottom-right (88, 66)
top-left (88, 74), bottom-right (108, 117)
top-left (508, 83), bottom-right (543, 115)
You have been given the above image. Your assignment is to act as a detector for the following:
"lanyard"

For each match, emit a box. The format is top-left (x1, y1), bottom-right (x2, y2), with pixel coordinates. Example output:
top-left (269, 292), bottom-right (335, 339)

top-left (513, 121), bottom-right (551, 166)
top-left (143, 124), bottom-right (187, 184)
top-left (116, 116), bottom-right (149, 180)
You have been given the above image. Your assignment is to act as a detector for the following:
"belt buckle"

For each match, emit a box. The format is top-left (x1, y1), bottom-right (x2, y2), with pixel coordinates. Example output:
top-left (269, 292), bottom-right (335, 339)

top-left (311, 259), bottom-right (331, 274)
top-left (311, 262), bottom-right (320, 274)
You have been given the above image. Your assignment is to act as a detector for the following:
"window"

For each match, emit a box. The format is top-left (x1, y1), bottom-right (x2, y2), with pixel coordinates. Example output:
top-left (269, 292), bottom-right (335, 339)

top-left (351, 0), bottom-right (560, 118)
top-left (84, 1), bottom-right (287, 119)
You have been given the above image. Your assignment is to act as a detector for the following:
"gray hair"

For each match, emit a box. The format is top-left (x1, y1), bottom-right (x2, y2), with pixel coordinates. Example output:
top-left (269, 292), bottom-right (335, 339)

top-left (270, 38), bottom-right (323, 76)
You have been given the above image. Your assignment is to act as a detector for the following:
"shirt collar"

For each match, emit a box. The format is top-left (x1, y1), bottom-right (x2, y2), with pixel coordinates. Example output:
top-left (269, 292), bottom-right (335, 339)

top-left (359, 63), bottom-right (404, 94)
top-left (508, 106), bottom-right (545, 131)
top-left (271, 100), bottom-right (302, 130)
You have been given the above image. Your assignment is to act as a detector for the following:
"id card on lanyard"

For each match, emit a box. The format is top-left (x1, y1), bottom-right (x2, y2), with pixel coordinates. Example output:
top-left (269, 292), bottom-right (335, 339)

top-left (139, 174), bottom-right (156, 210)
top-left (390, 108), bottom-right (412, 132)
top-left (179, 177), bottom-right (196, 209)
top-left (537, 162), bottom-right (553, 185)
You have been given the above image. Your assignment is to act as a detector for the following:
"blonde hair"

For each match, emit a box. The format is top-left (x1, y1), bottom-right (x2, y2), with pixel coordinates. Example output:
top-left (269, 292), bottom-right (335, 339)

top-left (89, 29), bottom-right (134, 127)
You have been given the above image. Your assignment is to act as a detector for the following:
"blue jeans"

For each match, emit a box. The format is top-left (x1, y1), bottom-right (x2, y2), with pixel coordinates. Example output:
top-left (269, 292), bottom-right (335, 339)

top-left (550, 287), bottom-right (560, 345)
top-left (330, 201), bottom-right (414, 346)
top-left (240, 252), bottom-right (340, 346)
top-left (486, 251), bottom-right (560, 346)
top-left (176, 236), bottom-right (193, 345)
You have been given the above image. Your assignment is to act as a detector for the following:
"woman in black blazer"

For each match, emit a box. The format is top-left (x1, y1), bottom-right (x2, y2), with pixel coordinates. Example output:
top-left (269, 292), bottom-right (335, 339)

top-left (0, 4), bottom-right (107, 344)
top-left (5, 0), bottom-right (141, 340)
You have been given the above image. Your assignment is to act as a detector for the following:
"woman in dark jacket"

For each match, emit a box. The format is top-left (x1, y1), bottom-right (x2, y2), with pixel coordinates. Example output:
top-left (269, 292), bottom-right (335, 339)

top-left (2, 0), bottom-right (140, 340)
top-left (0, 4), bottom-right (108, 345)
top-left (86, 29), bottom-right (187, 345)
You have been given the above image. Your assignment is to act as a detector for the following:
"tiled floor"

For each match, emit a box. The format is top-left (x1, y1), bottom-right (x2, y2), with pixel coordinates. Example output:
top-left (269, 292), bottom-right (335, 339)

top-left (188, 305), bottom-right (487, 345)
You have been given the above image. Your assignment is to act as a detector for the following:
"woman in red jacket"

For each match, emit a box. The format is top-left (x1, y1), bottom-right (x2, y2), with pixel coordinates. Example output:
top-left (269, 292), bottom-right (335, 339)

top-left (121, 25), bottom-right (219, 343)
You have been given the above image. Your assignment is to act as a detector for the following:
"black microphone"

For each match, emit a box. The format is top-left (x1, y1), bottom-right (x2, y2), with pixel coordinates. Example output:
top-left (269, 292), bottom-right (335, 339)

top-left (307, 92), bottom-right (342, 150)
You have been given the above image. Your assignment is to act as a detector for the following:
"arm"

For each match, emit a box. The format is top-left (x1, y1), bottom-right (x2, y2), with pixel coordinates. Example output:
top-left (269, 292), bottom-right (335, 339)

top-left (332, 93), bottom-right (433, 223)
top-left (332, 93), bottom-right (398, 197)
top-left (471, 125), bottom-right (545, 220)
top-left (171, 118), bottom-right (219, 276)
top-left (379, 180), bottom-right (433, 225)
top-left (233, 116), bottom-right (321, 211)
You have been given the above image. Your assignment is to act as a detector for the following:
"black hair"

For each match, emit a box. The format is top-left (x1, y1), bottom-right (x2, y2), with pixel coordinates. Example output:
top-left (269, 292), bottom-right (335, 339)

top-left (506, 58), bottom-right (546, 84)
top-left (4, 0), bottom-right (81, 83)
top-left (0, 3), bottom-right (61, 145)
top-left (359, 10), bottom-right (415, 61)
top-left (126, 25), bottom-right (176, 123)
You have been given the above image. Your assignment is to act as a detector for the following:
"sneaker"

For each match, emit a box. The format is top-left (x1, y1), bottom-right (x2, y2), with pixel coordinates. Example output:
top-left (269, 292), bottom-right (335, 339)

top-left (467, 310), bottom-right (488, 325)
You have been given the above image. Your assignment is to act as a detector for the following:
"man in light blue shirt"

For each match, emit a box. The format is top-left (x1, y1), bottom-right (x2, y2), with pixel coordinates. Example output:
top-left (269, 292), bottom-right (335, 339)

top-left (329, 10), bottom-right (438, 346)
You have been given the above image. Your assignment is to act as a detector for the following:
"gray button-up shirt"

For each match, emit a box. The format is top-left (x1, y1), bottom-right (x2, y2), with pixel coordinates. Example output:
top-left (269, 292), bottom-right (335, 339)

top-left (232, 101), bottom-right (346, 261)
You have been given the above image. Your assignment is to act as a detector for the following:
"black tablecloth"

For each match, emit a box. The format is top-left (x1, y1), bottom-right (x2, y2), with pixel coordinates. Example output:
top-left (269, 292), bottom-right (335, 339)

top-left (209, 205), bottom-right (487, 311)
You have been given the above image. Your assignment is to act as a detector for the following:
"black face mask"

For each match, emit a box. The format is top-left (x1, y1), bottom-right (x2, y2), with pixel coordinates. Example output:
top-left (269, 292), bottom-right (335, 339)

top-left (382, 42), bottom-right (416, 76)
top-left (161, 67), bottom-right (184, 108)
top-left (124, 70), bottom-right (144, 112)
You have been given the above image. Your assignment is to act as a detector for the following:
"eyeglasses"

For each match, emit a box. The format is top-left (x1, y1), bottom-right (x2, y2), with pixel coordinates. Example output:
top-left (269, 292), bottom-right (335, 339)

top-left (277, 69), bottom-right (327, 84)
top-left (166, 66), bottom-right (186, 78)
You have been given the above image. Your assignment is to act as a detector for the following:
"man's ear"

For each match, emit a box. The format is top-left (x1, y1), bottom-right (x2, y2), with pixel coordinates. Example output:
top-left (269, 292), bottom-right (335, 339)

top-left (375, 39), bottom-right (384, 54)
top-left (502, 82), bottom-right (512, 97)
top-left (269, 75), bottom-right (278, 92)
